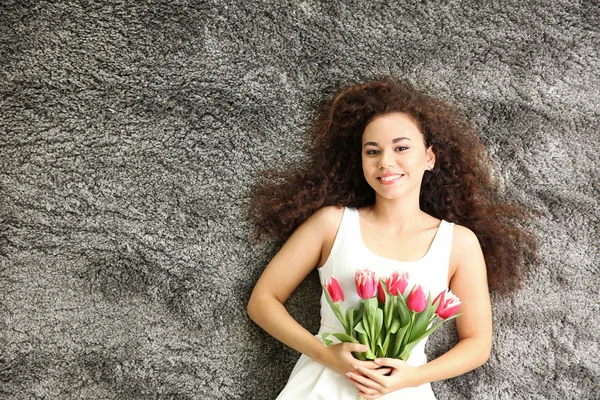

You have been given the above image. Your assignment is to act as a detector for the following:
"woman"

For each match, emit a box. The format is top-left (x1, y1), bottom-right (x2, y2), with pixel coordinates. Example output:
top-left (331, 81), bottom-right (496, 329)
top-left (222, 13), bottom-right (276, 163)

top-left (247, 78), bottom-right (537, 399)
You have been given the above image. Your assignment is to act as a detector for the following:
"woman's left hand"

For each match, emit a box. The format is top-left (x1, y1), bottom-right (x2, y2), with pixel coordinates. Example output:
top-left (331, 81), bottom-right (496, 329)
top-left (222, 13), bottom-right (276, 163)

top-left (345, 358), bottom-right (421, 399)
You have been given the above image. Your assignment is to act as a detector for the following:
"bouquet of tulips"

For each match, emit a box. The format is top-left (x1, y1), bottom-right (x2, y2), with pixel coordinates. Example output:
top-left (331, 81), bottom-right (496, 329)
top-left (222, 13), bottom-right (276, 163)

top-left (321, 269), bottom-right (461, 361)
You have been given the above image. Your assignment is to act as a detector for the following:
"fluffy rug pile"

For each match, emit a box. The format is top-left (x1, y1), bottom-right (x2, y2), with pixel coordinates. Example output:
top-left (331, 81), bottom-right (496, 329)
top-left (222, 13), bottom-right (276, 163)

top-left (1, 1), bottom-right (598, 399)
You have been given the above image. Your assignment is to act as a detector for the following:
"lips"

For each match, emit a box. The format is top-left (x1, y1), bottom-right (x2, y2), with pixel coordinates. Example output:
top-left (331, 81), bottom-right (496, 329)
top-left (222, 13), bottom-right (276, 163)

top-left (377, 174), bottom-right (404, 185)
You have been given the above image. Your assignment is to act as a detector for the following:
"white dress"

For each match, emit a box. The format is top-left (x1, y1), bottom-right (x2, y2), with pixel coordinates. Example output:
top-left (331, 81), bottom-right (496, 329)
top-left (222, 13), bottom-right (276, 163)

top-left (277, 207), bottom-right (454, 400)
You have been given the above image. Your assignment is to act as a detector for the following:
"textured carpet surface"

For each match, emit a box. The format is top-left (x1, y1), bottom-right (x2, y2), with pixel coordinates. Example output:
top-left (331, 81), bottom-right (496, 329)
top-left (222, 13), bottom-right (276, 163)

top-left (1, 1), bottom-right (599, 399)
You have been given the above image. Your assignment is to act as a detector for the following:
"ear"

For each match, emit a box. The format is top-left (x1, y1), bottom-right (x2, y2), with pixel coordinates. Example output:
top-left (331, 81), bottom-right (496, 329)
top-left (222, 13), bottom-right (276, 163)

top-left (426, 146), bottom-right (436, 170)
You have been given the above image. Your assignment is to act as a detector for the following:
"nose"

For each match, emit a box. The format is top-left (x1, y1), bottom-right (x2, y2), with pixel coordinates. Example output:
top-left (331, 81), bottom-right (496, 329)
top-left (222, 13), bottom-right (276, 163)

top-left (378, 151), bottom-right (395, 169)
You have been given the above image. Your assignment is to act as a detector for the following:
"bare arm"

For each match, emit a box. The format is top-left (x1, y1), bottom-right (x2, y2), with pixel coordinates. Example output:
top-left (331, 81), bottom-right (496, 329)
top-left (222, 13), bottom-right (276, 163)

top-left (409, 225), bottom-right (492, 383)
top-left (247, 207), bottom-right (381, 375)
top-left (347, 225), bottom-right (492, 397)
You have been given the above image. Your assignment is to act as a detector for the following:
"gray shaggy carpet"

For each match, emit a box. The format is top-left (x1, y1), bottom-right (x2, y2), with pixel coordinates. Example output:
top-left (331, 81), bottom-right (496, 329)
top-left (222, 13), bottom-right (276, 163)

top-left (1, 1), bottom-right (598, 399)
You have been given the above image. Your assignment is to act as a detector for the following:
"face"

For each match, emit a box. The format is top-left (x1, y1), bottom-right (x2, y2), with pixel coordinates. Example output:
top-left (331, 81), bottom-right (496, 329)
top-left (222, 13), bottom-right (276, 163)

top-left (361, 113), bottom-right (435, 201)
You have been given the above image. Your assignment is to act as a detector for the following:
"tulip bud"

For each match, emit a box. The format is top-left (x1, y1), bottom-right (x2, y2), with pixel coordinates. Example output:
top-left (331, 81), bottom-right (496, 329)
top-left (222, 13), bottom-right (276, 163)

top-left (386, 271), bottom-right (409, 296)
top-left (407, 285), bottom-right (427, 312)
top-left (433, 290), bottom-right (461, 319)
top-left (355, 269), bottom-right (378, 299)
top-left (377, 281), bottom-right (386, 303)
top-left (324, 277), bottom-right (344, 303)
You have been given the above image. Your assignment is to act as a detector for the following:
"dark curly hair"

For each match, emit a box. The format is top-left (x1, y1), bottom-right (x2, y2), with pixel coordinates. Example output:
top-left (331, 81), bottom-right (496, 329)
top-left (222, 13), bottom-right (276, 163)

top-left (249, 77), bottom-right (538, 294)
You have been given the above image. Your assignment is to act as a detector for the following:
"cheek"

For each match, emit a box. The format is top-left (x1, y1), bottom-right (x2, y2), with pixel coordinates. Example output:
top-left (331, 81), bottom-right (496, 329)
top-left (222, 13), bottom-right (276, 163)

top-left (361, 160), bottom-right (370, 177)
top-left (406, 154), bottom-right (427, 168)
top-left (361, 157), bottom-right (377, 173)
top-left (361, 155), bottom-right (369, 169)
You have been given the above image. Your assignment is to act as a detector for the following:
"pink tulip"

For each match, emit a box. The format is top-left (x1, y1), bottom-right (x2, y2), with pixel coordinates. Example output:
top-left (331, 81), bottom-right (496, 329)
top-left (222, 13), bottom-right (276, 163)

top-left (433, 290), bottom-right (461, 319)
top-left (355, 269), bottom-right (378, 299)
top-left (407, 285), bottom-right (427, 312)
top-left (324, 277), bottom-right (344, 303)
top-left (386, 271), bottom-right (409, 296)
top-left (377, 281), bottom-right (386, 303)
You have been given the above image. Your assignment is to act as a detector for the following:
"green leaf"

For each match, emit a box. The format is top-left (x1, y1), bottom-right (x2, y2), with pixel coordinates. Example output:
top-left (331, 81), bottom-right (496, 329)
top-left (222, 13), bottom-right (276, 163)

top-left (397, 297), bottom-right (411, 326)
top-left (356, 332), bottom-right (371, 360)
top-left (363, 298), bottom-right (378, 351)
top-left (345, 307), bottom-right (355, 336)
top-left (354, 320), bottom-right (367, 335)
top-left (411, 313), bottom-right (463, 344)
top-left (380, 280), bottom-right (394, 331)
top-left (398, 312), bottom-right (463, 360)
top-left (358, 333), bottom-right (369, 347)
top-left (400, 312), bottom-right (415, 352)
top-left (424, 293), bottom-right (437, 322)
top-left (365, 347), bottom-right (377, 360)
top-left (409, 309), bottom-right (432, 342)
top-left (321, 283), bottom-right (348, 332)
top-left (322, 332), bottom-right (333, 347)
top-left (374, 308), bottom-right (384, 337)
top-left (331, 332), bottom-right (359, 344)
top-left (389, 319), bottom-right (401, 334)
top-left (382, 332), bottom-right (391, 356)
top-left (354, 307), bottom-right (363, 321)
top-left (376, 335), bottom-right (385, 358)
top-left (399, 338), bottom-right (423, 360)
top-left (351, 309), bottom-right (362, 341)
top-left (333, 305), bottom-right (349, 333)
top-left (379, 280), bottom-right (388, 299)
top-left (391, 324), bottom-right (410, 358)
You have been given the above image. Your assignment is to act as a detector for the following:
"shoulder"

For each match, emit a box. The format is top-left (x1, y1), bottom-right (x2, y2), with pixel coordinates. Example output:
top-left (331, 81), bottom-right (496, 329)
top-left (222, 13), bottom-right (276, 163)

top-left (288, 206), bottom-right (344, 244)
top-left (305, 206), bottom-right (345, 231)
top-left (449, 224), bottom-right (485, 277)
top-left (306, 206), bottom-right (345, 267)
top-left (451, 224), bottom-right (482, 253)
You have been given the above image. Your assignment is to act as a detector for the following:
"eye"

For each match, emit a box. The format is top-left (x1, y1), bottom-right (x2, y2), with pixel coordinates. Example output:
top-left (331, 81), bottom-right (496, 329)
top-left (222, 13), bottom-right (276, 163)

top-left (365, 149), bottom-right (380, 155)
top-left (395, 146), bottom-right (409, 151)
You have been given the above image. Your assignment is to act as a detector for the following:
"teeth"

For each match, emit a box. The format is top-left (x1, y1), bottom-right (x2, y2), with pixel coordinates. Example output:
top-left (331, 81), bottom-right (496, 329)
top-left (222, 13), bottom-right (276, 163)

top-left (380, 175), bottom-right (402, 182)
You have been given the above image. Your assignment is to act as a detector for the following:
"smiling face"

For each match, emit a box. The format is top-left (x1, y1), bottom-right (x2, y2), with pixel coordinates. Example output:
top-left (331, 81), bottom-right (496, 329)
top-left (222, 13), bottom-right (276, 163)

top-left (361, 112), bottom-right (435, 201)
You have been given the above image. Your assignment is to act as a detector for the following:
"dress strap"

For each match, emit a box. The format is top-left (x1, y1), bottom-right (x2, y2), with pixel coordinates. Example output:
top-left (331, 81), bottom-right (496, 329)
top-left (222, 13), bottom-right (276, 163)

top-left (320, 207), bottom-right (354, 270)
top-left (427, 220), bottom-right (455, 276)
top-left (343, 207), bottom-right (361, 241)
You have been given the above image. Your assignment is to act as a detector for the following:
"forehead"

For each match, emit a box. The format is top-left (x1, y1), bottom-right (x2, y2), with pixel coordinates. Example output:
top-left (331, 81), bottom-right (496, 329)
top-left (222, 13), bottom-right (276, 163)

top-left (362, 113), bottom-right (423, 143)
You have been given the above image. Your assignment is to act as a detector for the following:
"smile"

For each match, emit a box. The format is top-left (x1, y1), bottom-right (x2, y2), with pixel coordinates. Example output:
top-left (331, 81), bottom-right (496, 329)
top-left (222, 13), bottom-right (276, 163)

top-left (378, 174), bottom-right (404, 184)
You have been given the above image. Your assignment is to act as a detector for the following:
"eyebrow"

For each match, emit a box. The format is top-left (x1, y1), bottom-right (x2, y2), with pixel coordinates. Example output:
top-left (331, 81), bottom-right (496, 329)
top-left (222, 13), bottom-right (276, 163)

top-left (363, 137), bottom-right (412, 147)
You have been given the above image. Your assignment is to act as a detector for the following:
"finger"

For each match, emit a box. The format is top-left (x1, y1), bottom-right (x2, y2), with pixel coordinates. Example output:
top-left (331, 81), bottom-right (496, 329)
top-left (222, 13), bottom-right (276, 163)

top-left (345, 343), bottom-right (369, 353)
top-left (346, 374), bottom-right (381, 395)
top-left (355, 360), bottom-right (380, 370)
top-left (374, 357), bottom-right (404, 368)
top-left (356, 385), bottom-right (383, 399)
top-left (372, 367), bottom-right (392, 375)
top-left (346, 371), bottom-right (381, 390)
top-left (358, 393), bottom-right (381, 400)
top-left (354, 365), bottom-right (387, 385)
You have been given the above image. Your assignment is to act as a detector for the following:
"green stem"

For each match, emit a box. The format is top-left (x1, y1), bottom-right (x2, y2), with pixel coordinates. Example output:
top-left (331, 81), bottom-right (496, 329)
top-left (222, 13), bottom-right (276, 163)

top-left (403, 312), bottom-right (415, 349)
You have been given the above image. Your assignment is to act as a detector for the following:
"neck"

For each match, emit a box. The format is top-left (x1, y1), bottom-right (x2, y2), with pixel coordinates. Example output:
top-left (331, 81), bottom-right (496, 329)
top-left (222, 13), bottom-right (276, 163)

top-left (369, 193), bottom-right (425, 230)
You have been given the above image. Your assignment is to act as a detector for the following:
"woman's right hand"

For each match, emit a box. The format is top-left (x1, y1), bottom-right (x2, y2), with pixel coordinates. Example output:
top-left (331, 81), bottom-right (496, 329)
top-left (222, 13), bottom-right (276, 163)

top-left (320, 342), bottom-right (391, 377)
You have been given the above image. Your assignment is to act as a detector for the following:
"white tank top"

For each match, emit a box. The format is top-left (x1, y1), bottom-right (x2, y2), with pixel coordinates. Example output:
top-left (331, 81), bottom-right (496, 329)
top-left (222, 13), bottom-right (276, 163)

top-left (317, 207), bottom-right (454, 365)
